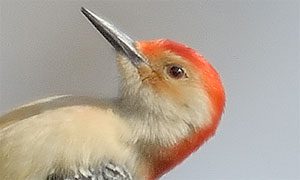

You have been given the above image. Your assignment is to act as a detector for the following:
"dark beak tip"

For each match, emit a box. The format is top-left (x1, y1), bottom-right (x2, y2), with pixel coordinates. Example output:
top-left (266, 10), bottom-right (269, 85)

top-left (80, 7), bottom-right (147, 67)
top-left (80, 7), bottom-right (87, 16)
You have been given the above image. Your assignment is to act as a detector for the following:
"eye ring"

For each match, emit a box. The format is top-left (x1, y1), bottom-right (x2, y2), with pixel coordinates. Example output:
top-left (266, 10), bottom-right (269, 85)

top-left (166, 64), bottom-right (186, 79)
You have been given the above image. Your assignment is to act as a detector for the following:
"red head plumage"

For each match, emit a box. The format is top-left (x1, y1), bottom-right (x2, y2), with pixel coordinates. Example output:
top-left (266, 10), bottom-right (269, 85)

top-left (136, 39), bottom-right (225, 179)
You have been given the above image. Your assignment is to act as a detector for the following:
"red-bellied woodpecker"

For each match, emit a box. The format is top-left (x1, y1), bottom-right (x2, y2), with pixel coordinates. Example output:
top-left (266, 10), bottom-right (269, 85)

top-left (0, 7), bottom-right (225, 180)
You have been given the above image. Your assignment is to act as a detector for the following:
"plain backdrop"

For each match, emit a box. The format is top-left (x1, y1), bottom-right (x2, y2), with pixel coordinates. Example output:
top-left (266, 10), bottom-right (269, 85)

top-left (0, 1), bottom-right (299, 180)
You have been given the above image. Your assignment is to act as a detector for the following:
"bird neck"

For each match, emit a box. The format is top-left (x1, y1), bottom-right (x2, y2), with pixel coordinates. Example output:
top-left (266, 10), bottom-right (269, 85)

top-left (150, 112), bottom-right (221, 179)
top-left (116, 94), bottom-right (205, 147)
top-left (114, 91), bottom-right (216, 179)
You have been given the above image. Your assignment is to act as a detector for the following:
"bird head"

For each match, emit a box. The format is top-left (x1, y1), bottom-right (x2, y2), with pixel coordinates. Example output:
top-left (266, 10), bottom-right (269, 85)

top-left (81, 8), bottom-right (225, 178)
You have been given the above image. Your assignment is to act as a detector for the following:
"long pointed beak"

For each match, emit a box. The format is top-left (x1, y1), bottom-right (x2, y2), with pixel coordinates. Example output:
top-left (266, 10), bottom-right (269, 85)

top-left (81, 7), bottom-right (147, 67)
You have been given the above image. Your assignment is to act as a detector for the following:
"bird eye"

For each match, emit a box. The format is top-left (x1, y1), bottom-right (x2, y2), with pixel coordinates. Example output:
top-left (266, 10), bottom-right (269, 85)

top-left (166, 65), bottom-right (186, 79)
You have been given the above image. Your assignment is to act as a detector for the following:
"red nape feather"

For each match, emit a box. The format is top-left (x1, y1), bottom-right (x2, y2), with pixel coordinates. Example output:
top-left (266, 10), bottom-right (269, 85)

top-left (138, 39), bottom-right (225, 179)
top-left (150, 108), bottom-right (224, 179)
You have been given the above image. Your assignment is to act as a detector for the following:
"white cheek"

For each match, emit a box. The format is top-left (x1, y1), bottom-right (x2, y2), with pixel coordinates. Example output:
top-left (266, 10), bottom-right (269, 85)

top-left (185, 87), bottom-right (212, 127)
top-left (120, 83), bottom-right (212, 146)
top-left (116, 55), bottom-right (213, 146)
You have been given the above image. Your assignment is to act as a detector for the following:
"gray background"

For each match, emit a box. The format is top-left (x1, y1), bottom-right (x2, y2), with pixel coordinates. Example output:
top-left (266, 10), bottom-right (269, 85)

top-left (0, 0), bottom-right (299, 179)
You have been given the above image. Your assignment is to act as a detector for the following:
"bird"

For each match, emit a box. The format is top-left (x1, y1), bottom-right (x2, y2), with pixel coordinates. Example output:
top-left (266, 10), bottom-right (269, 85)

top-left (0, 7), bottom-right (225, 180)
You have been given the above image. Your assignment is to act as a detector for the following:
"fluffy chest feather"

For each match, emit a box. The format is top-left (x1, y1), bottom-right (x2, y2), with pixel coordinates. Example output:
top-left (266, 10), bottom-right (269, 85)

top-left (0, 105), bottom-right (142, 179)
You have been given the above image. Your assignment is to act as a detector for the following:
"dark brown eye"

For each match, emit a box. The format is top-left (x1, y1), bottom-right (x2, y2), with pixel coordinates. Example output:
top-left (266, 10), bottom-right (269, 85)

top-left (166, 65), bottom-right (186, 79)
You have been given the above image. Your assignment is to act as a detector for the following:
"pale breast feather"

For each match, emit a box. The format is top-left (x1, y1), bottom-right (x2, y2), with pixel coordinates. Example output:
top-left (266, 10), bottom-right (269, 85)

top-left (0, 95), bottom-right (114, 129)
top-left (0, 96), bottom-right (139, 179)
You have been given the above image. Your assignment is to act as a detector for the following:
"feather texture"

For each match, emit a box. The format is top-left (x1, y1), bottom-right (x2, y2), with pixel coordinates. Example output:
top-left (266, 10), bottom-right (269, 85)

top-left (0, 96), bottom-right (144, 180)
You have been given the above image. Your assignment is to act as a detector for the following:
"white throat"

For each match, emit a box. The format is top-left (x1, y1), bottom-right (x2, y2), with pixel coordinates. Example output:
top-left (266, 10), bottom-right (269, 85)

top-left (114, 55), bottom-right (212, 147)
